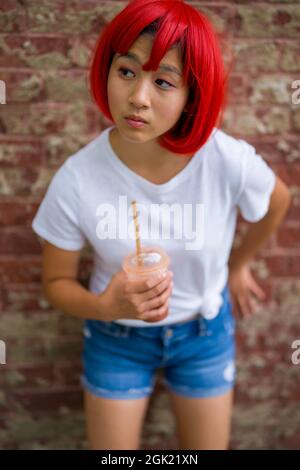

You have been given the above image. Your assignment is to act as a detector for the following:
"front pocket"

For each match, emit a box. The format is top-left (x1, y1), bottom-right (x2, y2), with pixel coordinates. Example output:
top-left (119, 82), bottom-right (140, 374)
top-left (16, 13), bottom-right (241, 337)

top-left (201, 290), bottom-right (234, 337)
top-left (88, 320), bottom-right (131, 338)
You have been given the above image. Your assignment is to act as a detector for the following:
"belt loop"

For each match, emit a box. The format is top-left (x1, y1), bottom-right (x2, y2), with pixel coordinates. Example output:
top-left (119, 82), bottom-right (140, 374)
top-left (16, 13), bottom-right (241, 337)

top-left (197, 314), bottom-right (207, 337)
top-left (223, 284), bottom-right (229, 302)
top-left (119, 324), bottom-right (130, 337)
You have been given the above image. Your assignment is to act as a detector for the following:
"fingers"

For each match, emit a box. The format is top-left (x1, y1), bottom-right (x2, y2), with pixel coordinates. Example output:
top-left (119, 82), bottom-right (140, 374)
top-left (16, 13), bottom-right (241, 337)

top-left (237, 295), bottom-right (251, 318)
top-left (141, 276), bottom-right (173, 302)
top-left (124, 271), bottom-right (173, 295)
top-left (249, 280), bottom-right (266, 301)
top-left (234, 293), bottom-right (259, 318)
top-left (140, 282), bottom-right (173, 312)
top-left (140, 302), bottom-right (170, 323)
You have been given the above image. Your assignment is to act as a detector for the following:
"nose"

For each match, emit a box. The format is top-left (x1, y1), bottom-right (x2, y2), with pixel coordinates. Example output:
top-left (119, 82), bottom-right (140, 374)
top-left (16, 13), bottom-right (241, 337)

top-left (129, 79), bottom-right (151, 109)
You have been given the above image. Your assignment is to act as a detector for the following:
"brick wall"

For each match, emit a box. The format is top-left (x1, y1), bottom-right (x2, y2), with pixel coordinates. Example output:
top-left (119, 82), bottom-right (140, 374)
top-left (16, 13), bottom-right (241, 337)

top-left (0, 0), bottom-right (299, 450)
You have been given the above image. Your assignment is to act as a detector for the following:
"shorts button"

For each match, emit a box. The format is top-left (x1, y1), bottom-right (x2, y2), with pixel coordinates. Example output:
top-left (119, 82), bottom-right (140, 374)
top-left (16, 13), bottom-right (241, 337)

top-left (166, 329), bottom-right (173, 338)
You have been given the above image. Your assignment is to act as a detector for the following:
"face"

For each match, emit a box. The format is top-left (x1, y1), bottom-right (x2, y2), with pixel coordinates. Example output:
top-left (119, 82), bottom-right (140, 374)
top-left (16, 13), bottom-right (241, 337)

top-left (107, 35), bottom-right (189, 144)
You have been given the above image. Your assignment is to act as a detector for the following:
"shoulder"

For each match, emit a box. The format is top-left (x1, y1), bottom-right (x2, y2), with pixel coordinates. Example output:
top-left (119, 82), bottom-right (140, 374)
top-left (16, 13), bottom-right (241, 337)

top-left (45, 130), bottom-right (107, 197)
top-left (205, 128), bottom-right (248, 182)
top-left (57, 127), bottom-right (113, 182)
top-left (204, 128), bottom-right (263, 202)
top-left (64, 129), bottom-right (108, 174)
top-left (210, 128), bottom-right (248, 163)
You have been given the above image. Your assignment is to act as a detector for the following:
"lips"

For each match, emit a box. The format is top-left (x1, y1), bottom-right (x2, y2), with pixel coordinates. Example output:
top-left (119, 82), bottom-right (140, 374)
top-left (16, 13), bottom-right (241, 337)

top-left (125, 115), bottom-right (147, 123)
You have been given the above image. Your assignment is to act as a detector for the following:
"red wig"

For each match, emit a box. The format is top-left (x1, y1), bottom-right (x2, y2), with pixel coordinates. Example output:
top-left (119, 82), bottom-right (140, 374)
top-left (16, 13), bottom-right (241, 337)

top-left (89, 0), bottom-right (229, 155)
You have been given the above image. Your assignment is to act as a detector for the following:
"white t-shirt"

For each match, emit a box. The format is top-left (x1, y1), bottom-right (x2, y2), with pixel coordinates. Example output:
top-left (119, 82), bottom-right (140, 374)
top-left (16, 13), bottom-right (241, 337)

top-left (32, 126), bottom-right (276, 327)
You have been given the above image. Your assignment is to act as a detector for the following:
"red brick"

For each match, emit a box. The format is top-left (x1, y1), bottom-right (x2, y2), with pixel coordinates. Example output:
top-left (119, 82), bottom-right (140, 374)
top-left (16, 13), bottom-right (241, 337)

top-left (264, 255), bottom-right (289, 276)
top-left (0, 200), bottom-right (40, 226)
top-left (0, 138), bottom-right (43, 168)
top-left (0, 35), bottom-right (72, 69)
top-left (244, 135), bottom-right (300, 165)
top-left (276, 224), bottom-right (300, 249)
top-left (271, 163), bottom-right (300, 186)
top-left (0, 104), bottom-right (68, 135)
top-left (0, 70), bottom-right (45, 103)
top-left (10, 389), bottom-right (83, 412)
top-left (1, 364), bottom-right (55, 388)
top-left (227, 73), bottom-right (248, 104)
top-left (54, 363), bottom-right (82, 387)
top-left (286, 204), bottom-right (300, 222)
top-left (0, 167), bottom-right (42, 197)
top-left (1, 284), bottom-right (45, 312)
top-left (0, 0), bottom-right (26, 33)
top-left (0, 228), bottom-right (41, 255)
top-left (0, 259), bottom-right (41, 284)
top-left (288, 256), bottom-right (300, 276)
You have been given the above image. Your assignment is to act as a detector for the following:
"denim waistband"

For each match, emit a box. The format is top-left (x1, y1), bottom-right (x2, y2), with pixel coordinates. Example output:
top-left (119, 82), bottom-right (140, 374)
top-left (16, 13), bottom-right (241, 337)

top-left (87, 284), bottom-right (231, 341)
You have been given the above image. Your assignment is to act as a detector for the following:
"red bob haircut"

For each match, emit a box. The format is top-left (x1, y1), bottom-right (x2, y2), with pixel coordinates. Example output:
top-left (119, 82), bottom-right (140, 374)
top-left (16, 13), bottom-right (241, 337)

top-left (89, 0), bottom-right (228, 155)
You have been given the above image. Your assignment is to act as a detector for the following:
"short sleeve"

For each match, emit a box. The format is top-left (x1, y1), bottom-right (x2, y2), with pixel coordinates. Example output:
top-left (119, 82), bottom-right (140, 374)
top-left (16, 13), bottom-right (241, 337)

top-left (32, 162), bottom-right (86, 251)
top-left (235, 140), bottom-right (276, 223)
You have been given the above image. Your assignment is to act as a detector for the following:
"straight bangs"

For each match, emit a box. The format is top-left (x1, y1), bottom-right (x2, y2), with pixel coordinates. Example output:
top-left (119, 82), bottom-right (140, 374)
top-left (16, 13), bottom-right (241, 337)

top-left (89, 0), bottom-right (229, 155)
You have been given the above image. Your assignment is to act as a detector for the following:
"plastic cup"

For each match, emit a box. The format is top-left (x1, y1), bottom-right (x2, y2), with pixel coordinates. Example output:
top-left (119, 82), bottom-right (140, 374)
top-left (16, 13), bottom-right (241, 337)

top-left (122, 246), bottom-right (170, 281)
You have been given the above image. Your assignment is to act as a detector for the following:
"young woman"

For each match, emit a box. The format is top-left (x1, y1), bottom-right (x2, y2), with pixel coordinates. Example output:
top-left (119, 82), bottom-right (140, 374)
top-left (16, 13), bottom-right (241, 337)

top-left (32, 0), bottom-right (291, 450)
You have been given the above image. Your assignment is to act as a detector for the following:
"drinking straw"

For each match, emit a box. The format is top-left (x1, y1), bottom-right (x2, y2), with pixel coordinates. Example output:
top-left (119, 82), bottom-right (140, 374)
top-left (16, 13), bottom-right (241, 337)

top-left (131, 200), bottom-right (143, 266)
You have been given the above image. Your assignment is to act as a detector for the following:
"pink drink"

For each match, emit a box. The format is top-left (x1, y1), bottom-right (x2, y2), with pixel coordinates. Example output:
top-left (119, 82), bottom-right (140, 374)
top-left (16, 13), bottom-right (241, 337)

top-left (122, 246), bottom-right (170, 281)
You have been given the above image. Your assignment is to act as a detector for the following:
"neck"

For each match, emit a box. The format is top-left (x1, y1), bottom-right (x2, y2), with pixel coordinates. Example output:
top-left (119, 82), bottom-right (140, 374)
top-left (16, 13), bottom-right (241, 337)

top-left (109, 127), bottom-right (193, 172)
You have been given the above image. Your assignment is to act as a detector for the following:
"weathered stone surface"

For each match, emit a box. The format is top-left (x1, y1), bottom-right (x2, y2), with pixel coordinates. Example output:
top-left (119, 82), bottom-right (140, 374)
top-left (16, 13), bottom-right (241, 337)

top-left (249, 76), bottom-right (292, 104)
top-left (43, 70), bottom-right (90, 102)
top-left (233, 41), bottom-right (280, 73)
top-left (231, 5), bottom-right (300, 38)
top-left (192, 3), bottom-right (234, 34)
top-left (0, 36), bottom-right (72, 69)
top-left (1, 71), bottom-right (45, 103)
top-left (7, 337), bottom-right (82, 364)
top-left (281, 41), bottom-right (300, 72)
top-left (292, 107), bottom-right (300, 131)
top-left (223, 105), bottom-right (290, 135)
top-left (27, 1), bottom-right (124, 34)
top-left (0, 1), bottom-right (26, 33)
top-left (1, 311), bottom-right (83, 338)
top-left (43, 134), bottom-right (91, 167)
top-left (0, 103), bottom-right (100, 138)
top-left (70, 36), bottom-right (96, 68)
top-left (0, 168), bottom-right (42, 197)
top-left (0, 409), bottom-right (86, 449)
top-left (0, 104), bottom-right (67, 135)
top-left (0, 139), bottom-right (43, 167)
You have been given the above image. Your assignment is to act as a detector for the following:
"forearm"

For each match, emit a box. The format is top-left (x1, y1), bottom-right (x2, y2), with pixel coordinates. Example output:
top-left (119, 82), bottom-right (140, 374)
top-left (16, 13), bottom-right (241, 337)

top-left (44, 278), bottom-right (109, 321)
top-left (229, 204), bottom-right (290, 270)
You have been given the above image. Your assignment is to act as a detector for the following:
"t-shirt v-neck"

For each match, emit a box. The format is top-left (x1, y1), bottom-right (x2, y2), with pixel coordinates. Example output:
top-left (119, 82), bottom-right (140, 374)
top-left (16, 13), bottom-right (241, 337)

top-left (103, 127), bottom-right (204, 194)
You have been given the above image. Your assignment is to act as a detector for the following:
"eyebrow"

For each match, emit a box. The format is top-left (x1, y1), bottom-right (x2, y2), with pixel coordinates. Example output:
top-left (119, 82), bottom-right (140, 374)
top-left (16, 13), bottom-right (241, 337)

top-left (116, 52), bottom-right (183, 77)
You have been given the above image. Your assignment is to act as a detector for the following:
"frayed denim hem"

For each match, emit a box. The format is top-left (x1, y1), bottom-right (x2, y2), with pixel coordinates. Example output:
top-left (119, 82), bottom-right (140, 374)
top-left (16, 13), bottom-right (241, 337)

top-left (163, 378), bottom-right (235, 399)
top-left (81, 375), bottom-right (154, 400)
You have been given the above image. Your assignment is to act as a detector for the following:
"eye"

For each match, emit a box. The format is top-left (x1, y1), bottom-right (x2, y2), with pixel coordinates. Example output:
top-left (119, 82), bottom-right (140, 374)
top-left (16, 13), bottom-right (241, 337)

top-left (156, 78), bottom-right (174, 90)
top-left (118, 67), bottom-right (135, 79)
top-left (117, 67), bottom-right (174, 90)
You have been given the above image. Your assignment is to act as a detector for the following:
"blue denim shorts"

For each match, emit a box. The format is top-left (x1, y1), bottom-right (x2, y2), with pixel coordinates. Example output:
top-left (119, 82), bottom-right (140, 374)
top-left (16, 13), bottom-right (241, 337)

top-left (81, 285), bottom-right (236, 400)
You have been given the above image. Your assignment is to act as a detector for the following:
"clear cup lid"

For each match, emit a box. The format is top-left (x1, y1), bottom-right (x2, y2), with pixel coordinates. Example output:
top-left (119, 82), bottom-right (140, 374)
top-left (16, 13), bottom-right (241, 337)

top-left (122, 246), bottom-right (170, 274)
top-left (130, 251), bottom-right (162, 267)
